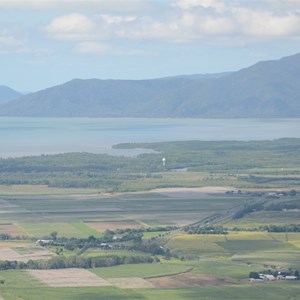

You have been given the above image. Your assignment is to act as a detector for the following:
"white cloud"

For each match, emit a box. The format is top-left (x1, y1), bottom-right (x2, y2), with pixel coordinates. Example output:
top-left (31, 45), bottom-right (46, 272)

top-left (45, 13), bottom-right (97, 40)
top-left (174, 0), bottom-right (226, 12)
top-left (0, 0), bottom-right (151, 14)
top-left (45, 13), bottom-right (139, 42)
top-left (101, 14), bottom-right (137, 25)
top-left (232, 7), bottom-right (300, 37)
top-left (41, 1), bottom-right (300, 46)
top-left (169, 0), bottom-right (300, 41)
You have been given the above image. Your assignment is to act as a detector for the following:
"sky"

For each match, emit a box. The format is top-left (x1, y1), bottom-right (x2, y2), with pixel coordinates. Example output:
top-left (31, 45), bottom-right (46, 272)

top-left (1, 0), bottom-right (300, 92)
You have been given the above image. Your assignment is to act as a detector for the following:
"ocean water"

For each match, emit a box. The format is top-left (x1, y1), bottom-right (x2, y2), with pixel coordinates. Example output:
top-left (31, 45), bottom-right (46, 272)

top-left (0, 117), bottom-right (299, 158)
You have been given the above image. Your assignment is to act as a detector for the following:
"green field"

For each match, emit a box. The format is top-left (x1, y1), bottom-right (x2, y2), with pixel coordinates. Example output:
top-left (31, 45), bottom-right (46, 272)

top-left (0, 192), bottom-right (248, 227)
top-left (1, 191), bottom-right (300, 299)
top-left (1, 269), bottom-right (300, 300)
top-left (91, 263), bottom-right (191, 278)
top-left (19, 222), bottom-right (102, 238)
top-left (166, 231), bottom-right (300, 269)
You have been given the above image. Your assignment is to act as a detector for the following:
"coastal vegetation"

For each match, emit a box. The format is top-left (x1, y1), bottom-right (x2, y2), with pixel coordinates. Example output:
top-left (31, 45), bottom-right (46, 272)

top-left (0, 138), bottom-right (299, 191)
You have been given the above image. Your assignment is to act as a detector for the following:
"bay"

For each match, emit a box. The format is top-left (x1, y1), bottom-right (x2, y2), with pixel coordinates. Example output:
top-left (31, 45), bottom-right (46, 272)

top-left (0, 117), bottom-right (299, 158)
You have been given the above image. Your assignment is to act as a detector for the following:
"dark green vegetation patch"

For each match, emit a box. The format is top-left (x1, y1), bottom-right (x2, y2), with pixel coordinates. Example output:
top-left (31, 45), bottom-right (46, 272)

top-left (0, 138), bottom-right (299, 191)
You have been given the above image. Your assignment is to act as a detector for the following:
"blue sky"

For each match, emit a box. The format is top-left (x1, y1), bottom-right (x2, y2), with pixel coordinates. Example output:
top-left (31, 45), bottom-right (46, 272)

top-left (1, 0), bottom-right (300, 92)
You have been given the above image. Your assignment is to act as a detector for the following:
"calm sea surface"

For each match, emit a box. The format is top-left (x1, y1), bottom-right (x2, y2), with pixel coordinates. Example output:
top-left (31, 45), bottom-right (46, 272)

top-left (0, 117), bottom-right (299, 158)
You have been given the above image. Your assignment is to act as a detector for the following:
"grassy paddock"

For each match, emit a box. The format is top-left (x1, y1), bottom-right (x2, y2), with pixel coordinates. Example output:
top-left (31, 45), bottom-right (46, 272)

top-left (19, 222), bottom-right (102, 238)
top-left (91, 263), bottom-right (191, 278)
top-left (166, 232), bottom-right (300, 269)
top-left (1, 192), bottom-right (248, 229)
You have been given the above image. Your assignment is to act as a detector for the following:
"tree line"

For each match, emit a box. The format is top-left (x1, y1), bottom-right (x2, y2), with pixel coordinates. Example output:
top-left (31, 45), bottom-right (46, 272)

top-left (184, 225), bottom-right (228, 235)
top-left (260, 224), bottom-right (300, 232)
top-left (0, 254), bottom-right (156, 271)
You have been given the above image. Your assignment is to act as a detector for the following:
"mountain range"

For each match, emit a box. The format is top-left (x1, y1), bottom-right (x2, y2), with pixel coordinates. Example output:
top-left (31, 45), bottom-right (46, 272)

top-left (1, 53), bottom-right (300, 118)
top-left (0, 86), bottom-right (22, 105)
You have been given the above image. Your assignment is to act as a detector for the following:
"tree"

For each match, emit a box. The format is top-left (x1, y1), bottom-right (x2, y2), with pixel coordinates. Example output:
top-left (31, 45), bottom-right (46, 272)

top-left (249, 272), bottom-right (260, 279)
top-left (50, 231), bottom-right (58, 241)
top-left (288, 189), bottom-right (297, 196)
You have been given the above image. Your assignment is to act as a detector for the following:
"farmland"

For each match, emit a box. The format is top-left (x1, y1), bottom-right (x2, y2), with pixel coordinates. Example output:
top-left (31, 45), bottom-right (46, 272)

top-left (1, 268), bottom-right (300, 300)
top-left (0, 188), bottom-right (300, 299)
top-left (0, 139), bottom-right (300, 299)
top-left (0, 191), bottom-right (247, 229)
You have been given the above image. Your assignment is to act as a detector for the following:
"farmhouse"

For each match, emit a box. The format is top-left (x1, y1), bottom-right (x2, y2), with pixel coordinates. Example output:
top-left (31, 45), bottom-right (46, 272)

top-left (36, 239), bottom-right (53, 246)
top-left (100, 243), bottom-right (112, 250)
top-left (259, 274), bottom-right (275, 281)
top-left (277, 272), bottom-right (298, 280)
top-left (285, 276), bottom-right (298, 280)
top-left (250, 271), bottom-right (299, 282)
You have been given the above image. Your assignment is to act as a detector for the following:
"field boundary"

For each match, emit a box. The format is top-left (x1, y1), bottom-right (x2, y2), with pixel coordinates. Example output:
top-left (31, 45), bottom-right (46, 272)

top-left (144, 267), bottom-right (194, 279)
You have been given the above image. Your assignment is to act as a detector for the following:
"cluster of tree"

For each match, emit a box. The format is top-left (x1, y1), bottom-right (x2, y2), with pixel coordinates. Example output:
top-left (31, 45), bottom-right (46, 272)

top-left (0, 233), bottom-right (26, 240)
top-left (0, 233), bottom-right (12, 240)
top-left (244, 175), bottom-right (300, 185)
top-left (260, 224), bottom-right (300, 232)
top-left (0, 254), bottom-right (156, 271)
top-left (184, 225), bottom-right (228, 235)
top-left (131, 241), bottom-right (170, 256)
top-left (264, 202), bottom-right (298, 211)
top-left (101, 229), bottom-right (143, 243)
top-left (233, 203), bottom-right (264, 219)
top-left (40, 231), bottom-right (143, 251)
top-left (0, 152), bottom-right (166, 190)
top-left (107, 226), bottom-right (177, 235)
top-left (43, 231), bottom-right (171, 258)
top-left (241, 190), bottom-right (297, 198)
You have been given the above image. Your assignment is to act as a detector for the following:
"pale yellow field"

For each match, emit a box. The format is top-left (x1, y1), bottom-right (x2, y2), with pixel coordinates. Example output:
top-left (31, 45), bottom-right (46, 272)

top-left (85, 220), bottom-right (143, 232)
top-left (0, 241), bottom-right (34, 248)
top-left (0, 223), bottom-right (26, 237)
top-left (28, 269), bottom-right (112, 287)
top-left (277, 232), bottom-right (300, 248)
top-left (166, 234), bottom-right (227, 253)
top-left (0, 247), bottom-right (53, 262)
top-left (226, 232), bottom-right (274, 241)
